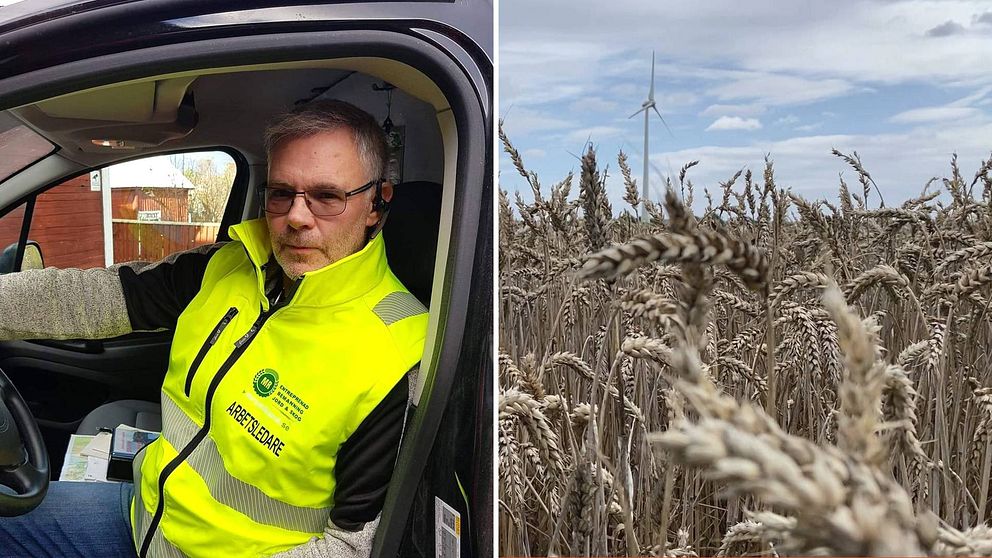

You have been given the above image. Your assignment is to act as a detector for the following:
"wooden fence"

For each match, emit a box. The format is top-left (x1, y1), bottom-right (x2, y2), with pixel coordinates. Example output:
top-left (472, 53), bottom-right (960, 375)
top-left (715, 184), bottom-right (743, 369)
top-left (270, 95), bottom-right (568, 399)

top-left (112, 220), bottom-right (220, 263)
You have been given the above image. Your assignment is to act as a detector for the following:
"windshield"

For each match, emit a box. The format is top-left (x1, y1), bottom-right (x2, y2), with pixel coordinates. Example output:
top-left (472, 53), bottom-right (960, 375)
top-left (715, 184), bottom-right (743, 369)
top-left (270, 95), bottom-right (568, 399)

top-left (0, 112), bottom-right (55, 183)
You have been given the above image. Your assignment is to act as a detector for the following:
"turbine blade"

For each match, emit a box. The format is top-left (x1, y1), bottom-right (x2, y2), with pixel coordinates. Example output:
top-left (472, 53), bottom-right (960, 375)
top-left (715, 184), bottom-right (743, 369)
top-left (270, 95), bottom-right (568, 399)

top-left (629, 107), bottom-right (647, 119)
top-left (649, 51), bottom-right (656, 101)
top-left (652, 105), bottom-right (675, 138)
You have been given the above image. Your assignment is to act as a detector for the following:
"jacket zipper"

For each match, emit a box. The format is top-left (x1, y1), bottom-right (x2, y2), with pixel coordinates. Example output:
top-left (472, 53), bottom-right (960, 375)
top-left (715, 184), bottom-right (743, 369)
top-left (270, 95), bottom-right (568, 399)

top-left (138, 302), bottom-right (285, 558)
top-left (183, 307), bottom-right (239, 397)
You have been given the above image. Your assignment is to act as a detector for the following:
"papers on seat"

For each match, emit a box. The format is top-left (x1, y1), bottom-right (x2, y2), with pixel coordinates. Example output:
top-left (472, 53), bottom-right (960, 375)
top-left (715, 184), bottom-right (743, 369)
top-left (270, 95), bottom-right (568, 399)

top-left (59, 433), bottom-right (114, 482)
top-left (84, 453), bottom-right (110, 481)
top-left (112, 424), bottom-right (159, 458)
top-left (81, 431), bottom-right (111, 459)
top-left (59, 424), bottom-right (159, 482)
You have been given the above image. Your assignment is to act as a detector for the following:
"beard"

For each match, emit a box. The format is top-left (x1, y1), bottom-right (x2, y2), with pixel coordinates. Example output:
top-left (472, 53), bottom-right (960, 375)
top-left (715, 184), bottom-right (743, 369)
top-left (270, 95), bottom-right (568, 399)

top-left (270, 216), bottom-right (368, 280)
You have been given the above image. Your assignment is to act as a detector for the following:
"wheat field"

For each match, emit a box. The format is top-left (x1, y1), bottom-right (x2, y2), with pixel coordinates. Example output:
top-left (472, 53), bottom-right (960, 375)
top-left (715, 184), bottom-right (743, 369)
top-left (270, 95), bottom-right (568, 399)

top-left (498, 127), bottom-right (992, 556)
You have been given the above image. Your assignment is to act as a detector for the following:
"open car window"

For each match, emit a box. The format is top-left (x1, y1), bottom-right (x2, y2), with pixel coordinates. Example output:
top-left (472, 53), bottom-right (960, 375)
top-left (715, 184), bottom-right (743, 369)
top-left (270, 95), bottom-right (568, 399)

top-left (49, 152), bottom-right (236, 269)
top-left (0, 112), bottom-right (55, 183)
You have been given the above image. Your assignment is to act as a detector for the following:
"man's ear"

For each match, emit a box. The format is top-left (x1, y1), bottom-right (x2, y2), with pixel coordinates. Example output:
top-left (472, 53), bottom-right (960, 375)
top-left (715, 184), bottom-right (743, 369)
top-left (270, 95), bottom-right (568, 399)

top-left (381, 181), bottom-right (394, 205)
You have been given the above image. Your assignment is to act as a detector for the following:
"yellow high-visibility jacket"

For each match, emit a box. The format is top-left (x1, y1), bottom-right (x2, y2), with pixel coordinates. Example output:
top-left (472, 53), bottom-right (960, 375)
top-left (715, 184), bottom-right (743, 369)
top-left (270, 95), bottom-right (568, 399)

top-left (127, 219), bottom-right (428, 557)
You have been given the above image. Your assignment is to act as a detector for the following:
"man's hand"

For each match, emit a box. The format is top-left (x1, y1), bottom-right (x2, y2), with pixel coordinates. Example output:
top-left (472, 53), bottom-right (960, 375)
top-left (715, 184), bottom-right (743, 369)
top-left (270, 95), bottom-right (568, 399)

top-left (268, 516), bottom-right (379, 558)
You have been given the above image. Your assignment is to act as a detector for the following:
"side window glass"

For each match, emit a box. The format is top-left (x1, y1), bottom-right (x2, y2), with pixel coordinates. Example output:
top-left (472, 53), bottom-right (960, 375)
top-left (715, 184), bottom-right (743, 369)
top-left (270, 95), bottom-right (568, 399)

top-left (26, 152), bottom-right (237, 269)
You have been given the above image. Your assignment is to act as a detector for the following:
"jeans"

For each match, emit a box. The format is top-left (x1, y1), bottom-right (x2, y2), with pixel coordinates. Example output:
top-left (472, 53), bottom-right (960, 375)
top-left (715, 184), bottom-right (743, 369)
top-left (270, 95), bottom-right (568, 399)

top-left (0, 481), bottom-right (137, 558)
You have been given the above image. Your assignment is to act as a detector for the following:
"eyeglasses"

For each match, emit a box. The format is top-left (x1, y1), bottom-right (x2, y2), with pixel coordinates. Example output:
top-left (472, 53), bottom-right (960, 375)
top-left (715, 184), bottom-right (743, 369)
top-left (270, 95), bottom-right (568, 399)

top-left (260, 180), bottom-right (378, 217)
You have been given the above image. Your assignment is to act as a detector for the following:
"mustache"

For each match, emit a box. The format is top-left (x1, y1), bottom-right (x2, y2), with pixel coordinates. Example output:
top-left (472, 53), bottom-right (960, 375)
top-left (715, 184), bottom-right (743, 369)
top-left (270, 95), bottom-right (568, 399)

top-left (275, 233), bottom-right (321, 249)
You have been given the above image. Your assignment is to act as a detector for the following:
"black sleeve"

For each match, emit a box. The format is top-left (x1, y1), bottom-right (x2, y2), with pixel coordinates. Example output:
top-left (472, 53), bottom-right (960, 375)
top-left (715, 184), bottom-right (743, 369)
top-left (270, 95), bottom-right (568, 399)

top-left (117, 243), bottom-right (225, 331)
top-left (330, 373), bottom-right (410, 531)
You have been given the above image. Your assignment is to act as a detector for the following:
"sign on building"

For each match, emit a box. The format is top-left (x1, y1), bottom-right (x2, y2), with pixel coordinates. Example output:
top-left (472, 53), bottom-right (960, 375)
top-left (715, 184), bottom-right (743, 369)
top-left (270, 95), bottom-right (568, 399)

top-left (137, 210), bottom-right (161, 222)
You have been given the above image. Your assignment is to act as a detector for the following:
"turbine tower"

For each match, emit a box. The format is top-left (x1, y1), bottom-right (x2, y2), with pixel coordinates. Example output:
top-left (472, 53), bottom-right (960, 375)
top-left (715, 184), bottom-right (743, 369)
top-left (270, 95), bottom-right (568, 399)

top-left (629, 51), bottom-right (673, 221)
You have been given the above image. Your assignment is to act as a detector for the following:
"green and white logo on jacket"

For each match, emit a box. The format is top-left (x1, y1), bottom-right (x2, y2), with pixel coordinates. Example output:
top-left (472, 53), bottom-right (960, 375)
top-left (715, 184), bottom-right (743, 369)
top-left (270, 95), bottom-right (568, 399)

top-left (253, 368), bottom-right (279, 397)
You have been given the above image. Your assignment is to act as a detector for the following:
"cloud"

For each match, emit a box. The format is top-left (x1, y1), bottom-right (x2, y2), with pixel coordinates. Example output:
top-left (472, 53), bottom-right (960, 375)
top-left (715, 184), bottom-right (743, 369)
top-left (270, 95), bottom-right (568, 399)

top-left (645, 119), bottom-right (992, 208)
top-left (950, 84), bottom-right (992, 106)
top-left (509, 119), bottom-right (992, 215)
top-left (775, 115), bottom-right (801, 126)
top-left (890, 106), bottom-right (983, 124)
top-left (657, 91), bottom-right (700, 109)
top-left (706, 116), bottom-right (763, 131)
top-left (564, 126), bottom-right (625, 143)
top-left (502, 0), bottom-right (992, 90)
top-left (795, 123), bottom-right (823, 132)
top-left (890, 86), bottom-right (990, 124)
top-left (523, 148), bottom-right (546, 159)
top-left (568, 97), bottom-right (620, 114)
top-left (708, 73), bottom-right (857, 106)
top-left (500, 108), bottom-right (573, 137)
top-left (608, 82), bottom-right (642, 99)
top-left (926, 20), bottom-right (967, 37)
top-left (500, 39), bottom-right (623, 107)
top-left (975, 11), bottom-right (992, 25)
top-left (700, 103), bottom-right (767, 118)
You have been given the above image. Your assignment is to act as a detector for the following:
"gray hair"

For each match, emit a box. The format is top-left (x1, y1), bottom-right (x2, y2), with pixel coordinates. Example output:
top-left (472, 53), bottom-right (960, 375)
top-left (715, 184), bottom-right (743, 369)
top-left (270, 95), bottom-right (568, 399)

top-left (264, 99), bottom-right (387, 182)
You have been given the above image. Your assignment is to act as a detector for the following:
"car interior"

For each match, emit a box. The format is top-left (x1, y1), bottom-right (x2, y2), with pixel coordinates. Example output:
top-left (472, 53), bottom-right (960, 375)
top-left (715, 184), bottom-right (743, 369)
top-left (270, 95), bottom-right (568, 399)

top-left (0, 58), bottom-right (451, 486)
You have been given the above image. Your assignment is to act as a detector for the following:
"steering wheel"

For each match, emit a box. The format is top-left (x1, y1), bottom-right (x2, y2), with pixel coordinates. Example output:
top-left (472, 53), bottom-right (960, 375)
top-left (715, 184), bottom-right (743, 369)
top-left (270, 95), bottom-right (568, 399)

top-left (0, 367), bottom-right (49, 516)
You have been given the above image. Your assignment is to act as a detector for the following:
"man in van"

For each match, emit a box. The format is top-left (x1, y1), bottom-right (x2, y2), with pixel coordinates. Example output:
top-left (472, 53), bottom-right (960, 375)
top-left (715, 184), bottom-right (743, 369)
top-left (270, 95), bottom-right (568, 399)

top-left (0, 100), bottom-right (427, 558)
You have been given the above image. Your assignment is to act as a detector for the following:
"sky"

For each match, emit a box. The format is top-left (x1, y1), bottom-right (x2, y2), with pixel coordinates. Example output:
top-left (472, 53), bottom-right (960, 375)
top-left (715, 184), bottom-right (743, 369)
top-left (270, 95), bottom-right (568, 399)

top-left (499, 0), bottom-right (992, 212)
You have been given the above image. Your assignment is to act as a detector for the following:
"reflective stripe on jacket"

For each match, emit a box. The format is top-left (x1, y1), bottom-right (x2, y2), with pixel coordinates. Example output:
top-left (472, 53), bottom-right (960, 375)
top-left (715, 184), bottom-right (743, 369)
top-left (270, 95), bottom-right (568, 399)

top-left (130, 218), bottom-right (428, 557)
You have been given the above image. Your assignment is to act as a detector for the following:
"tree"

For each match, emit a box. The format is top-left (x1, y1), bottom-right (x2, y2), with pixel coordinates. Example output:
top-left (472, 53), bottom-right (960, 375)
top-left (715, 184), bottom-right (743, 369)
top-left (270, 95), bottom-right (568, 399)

top-left (184, 158), bottom-right (234, 223)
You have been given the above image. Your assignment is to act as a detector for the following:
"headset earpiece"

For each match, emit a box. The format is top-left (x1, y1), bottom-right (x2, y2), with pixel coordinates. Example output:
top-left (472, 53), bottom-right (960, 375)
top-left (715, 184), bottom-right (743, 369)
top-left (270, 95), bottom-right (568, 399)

top-left (366, 180), bottom-right (390, 242)
top-left (372, 180), bottom-right (389, 213)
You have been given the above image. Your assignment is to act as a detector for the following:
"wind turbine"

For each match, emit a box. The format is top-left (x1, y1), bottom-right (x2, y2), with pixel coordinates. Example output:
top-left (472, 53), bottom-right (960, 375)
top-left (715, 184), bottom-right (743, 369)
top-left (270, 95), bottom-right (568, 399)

top-left (629, 51), bottom-right (673, 221)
